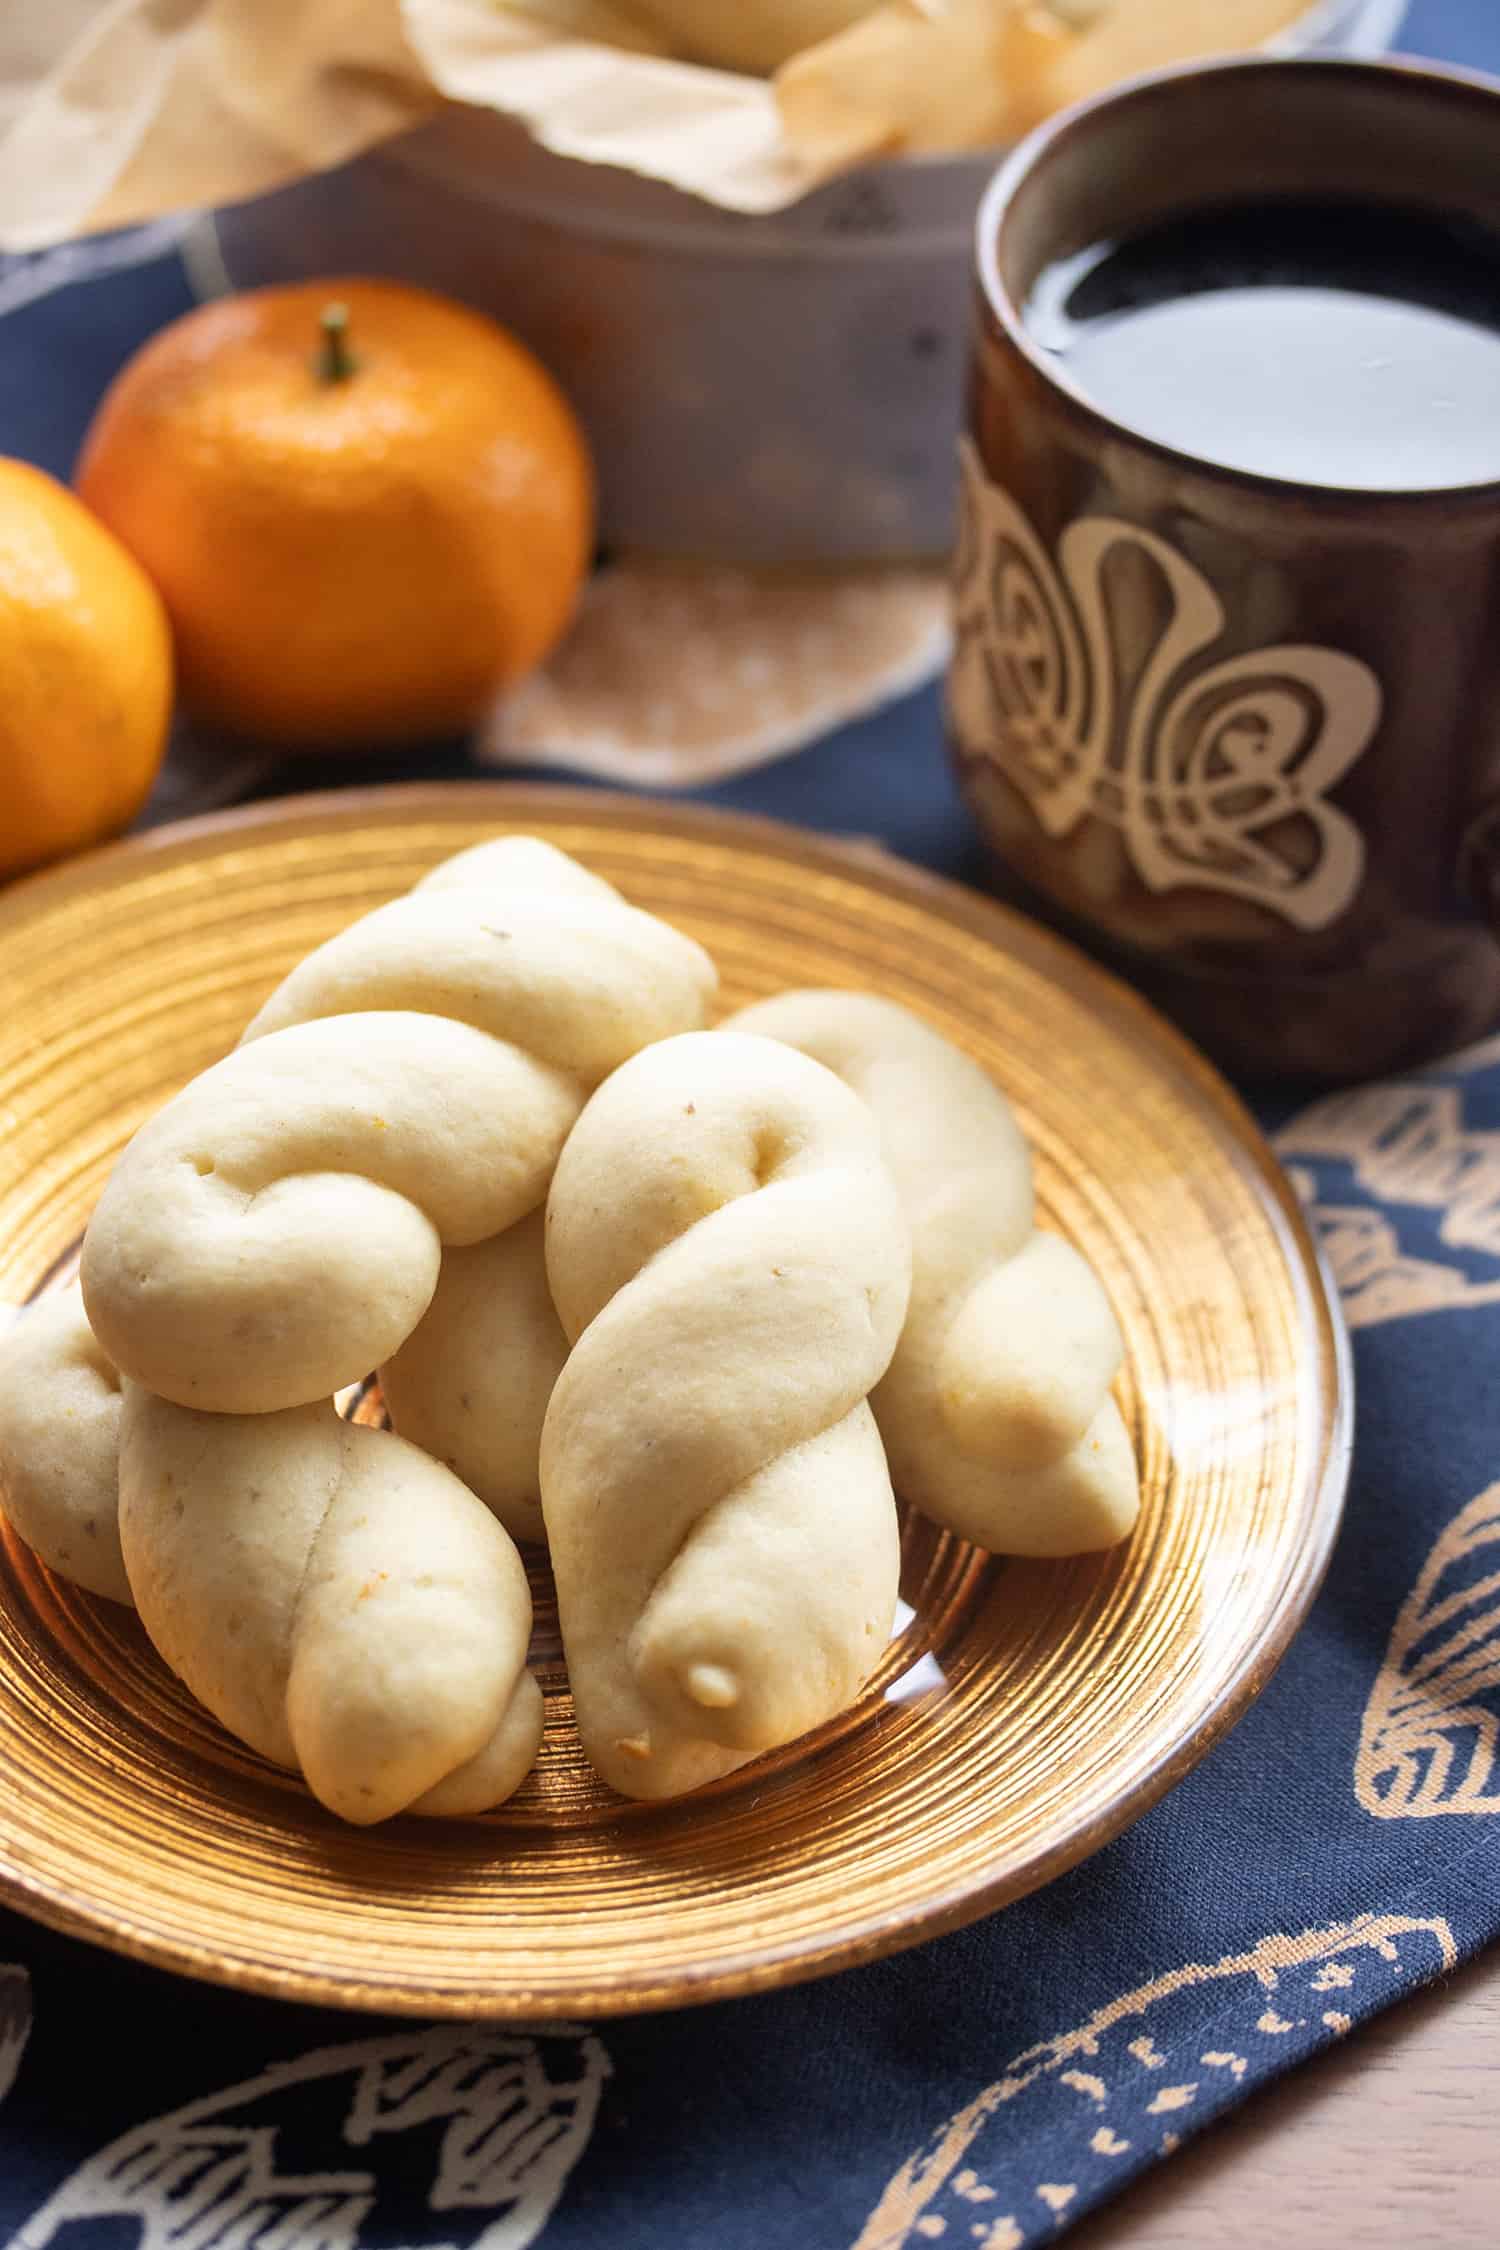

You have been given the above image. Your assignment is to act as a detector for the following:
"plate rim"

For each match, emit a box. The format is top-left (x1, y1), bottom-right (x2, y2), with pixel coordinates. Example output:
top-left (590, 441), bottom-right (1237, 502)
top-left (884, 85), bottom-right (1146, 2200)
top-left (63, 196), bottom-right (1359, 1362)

top-left (0, 780), bottom-right (1354, 2016)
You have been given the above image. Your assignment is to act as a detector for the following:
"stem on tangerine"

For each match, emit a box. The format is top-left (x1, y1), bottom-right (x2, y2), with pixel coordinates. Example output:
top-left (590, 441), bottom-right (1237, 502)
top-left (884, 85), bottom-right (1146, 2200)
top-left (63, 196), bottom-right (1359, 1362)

top-left (317, 303), bottom-right (356, 384)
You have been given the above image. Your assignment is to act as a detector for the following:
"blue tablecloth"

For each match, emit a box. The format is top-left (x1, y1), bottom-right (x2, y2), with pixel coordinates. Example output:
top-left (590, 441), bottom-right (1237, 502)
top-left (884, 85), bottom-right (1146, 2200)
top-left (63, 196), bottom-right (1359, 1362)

top-left (4, 10), bottom-right (1500, 2247)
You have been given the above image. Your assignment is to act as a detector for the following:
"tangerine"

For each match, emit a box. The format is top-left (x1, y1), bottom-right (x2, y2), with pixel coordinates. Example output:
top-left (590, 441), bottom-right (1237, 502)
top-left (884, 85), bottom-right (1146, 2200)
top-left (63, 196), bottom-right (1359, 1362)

top-left (0, 458), bottom-right (172, 882)
top-left (76, 279), bottom-right (595, 748)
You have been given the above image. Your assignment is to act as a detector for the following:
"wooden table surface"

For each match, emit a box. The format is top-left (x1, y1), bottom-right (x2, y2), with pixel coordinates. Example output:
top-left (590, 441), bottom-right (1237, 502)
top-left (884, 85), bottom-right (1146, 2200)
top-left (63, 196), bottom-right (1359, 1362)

top-left (1076, 1937), bottom-right (1500, 2247)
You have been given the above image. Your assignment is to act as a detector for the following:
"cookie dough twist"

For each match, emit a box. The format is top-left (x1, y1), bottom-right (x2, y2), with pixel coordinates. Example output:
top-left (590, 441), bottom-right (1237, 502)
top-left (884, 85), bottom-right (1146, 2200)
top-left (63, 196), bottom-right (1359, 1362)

top-left (0, 1282), bottom-right (542, 1824)
top-left (725, 992), bottom-right (1139, 1556)
top-left (119, 1381), bottom-right (544, 1825)
top-left (541, 1030), bottom-right (912, 1800)
top-left (81, 836), bottom-right (717, 1415)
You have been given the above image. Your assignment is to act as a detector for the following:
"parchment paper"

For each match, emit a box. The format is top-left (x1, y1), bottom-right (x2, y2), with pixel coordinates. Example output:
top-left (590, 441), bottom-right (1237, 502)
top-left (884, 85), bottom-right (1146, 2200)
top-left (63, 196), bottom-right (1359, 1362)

top-left (0, 2), bottom-right (1308, 249)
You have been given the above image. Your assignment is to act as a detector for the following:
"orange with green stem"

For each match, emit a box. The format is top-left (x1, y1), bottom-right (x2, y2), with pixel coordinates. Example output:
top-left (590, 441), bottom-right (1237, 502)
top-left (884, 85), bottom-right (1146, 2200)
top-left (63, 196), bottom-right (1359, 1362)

top-left (75, 279), bottom-right (595, 750)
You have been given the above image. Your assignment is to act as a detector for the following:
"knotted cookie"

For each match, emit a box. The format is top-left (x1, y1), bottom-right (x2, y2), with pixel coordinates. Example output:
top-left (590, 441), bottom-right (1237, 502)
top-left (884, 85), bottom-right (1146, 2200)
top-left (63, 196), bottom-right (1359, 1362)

top-left (541, 1030), bottom-right (913, 1799)
top-left (727, 992), bottom-right (1139, 1556)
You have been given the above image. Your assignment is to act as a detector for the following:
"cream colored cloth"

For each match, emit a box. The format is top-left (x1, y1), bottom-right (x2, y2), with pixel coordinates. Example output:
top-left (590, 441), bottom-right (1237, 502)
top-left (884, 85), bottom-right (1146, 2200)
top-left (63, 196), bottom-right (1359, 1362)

top-left (726, 991), bottom-right (1140, 1554)
top-left (541, 1029), bottom-right (912, 1799)
top-left (483, 561), bottom-right (950, 789)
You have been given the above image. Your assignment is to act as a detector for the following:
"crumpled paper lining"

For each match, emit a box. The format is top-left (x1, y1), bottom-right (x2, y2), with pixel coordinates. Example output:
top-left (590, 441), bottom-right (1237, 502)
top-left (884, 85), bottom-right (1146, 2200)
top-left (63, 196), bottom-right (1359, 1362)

top-left (0, 0), bottom-right (1318, 249)
top-left (0, 0), bottom-right (878, 249)
top-left (410, 4), bottom-right (823, 211)
top-left (482, 560), bottom-right (951, 786)
top-left (0, 2), bottom-right (438, 253)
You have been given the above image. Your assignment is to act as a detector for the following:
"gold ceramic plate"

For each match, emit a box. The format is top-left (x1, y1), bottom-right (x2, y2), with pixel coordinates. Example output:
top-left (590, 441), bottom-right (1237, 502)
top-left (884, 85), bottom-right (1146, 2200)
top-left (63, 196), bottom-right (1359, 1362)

top-left (0, 785), bottom-right (1349, 2017)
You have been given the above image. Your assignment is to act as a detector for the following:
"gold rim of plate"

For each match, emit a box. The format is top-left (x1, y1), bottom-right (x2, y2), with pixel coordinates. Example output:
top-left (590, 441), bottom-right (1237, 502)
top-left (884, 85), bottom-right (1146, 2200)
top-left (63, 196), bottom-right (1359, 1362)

top-left (0, 783), bottom-right (1351, 2018)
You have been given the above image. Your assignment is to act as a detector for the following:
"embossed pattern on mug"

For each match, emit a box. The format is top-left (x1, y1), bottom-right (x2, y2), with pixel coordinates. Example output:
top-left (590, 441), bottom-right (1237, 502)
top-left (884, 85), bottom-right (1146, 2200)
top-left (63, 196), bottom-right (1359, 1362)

top-left (948, 440), bottom-right (1380, 931)
top-left (0, 787), bottom-right (1349, 2016)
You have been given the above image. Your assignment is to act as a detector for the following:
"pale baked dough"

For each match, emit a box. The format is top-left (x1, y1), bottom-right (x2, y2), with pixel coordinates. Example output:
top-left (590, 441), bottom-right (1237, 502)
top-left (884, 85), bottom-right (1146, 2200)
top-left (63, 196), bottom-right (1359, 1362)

top-left (81, 837), bottom-right (717, 1415)
top-left (0, 1284), bottom-right (128, 1603)
top-left (541, 1030), bottom-right (912, 1799)
top-left (0, 1284), bottom-right (543, 1822)
top-left (725, 991), bottom-right (1140, 1555)
top-left (380, 1208), bottom-right (563, 1546)
top-left (119, 1384), bottom-right (541, 1824)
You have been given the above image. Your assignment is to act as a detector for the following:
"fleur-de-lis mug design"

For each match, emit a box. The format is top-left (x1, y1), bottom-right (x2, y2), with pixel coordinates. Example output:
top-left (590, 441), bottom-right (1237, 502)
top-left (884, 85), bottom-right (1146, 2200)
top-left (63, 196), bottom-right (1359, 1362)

top-left (948, 441), bottom-right (1382, 933)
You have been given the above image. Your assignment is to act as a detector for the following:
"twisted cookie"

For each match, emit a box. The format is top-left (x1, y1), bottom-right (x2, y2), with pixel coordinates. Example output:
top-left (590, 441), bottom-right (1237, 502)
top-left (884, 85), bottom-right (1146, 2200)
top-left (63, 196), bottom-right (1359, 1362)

top-left (82, 836), bottom-right (716, 1414)
top-left (726, 992), bottom-right (1139, 1556)
top-left (542, 1031), bottom-right (912, 1800)
top-left (0, 1275), bottom-right (543, 1821)
top-left (119, 1385), bottom-right (541, 1825)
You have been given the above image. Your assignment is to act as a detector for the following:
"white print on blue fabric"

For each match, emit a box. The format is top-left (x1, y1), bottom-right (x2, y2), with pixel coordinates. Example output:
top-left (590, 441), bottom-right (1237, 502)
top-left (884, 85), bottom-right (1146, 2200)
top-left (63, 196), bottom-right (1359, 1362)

top-left (1358, 1482), bottom-right (1500, 1819)
top-left (1278, 1080), bottom-right (1500, 1327)
top-left (14, 2024), bottom-right (609, 2250)
top-left (850, 1914), bottom-right (1456, 2250)
top-left (0, 1963), bottom-right (30, 2108)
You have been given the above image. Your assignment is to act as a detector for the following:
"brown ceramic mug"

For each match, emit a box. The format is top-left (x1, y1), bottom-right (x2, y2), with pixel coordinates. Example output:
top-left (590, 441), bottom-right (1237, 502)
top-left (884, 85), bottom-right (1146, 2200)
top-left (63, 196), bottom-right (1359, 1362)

top-left (948, 57), bottom-right (1500, 1083)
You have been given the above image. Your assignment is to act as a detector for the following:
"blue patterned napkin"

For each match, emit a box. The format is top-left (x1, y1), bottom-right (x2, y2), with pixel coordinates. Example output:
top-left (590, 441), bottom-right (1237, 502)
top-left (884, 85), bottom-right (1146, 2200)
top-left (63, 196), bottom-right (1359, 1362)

top-left (3, 8), bottom-right (1499, 2244)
